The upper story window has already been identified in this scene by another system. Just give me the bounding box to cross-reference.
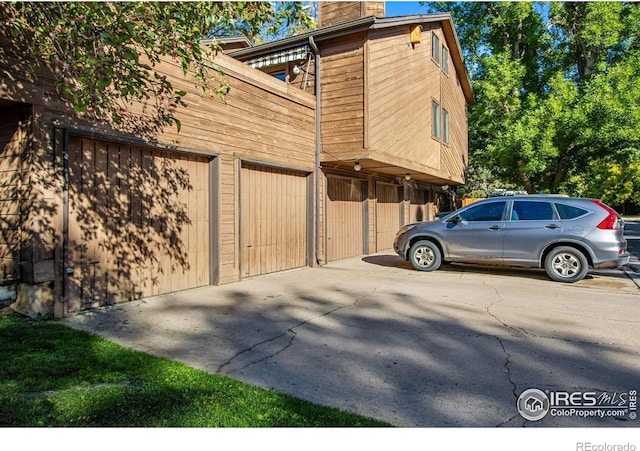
[432,32,440,64]
[442,46,449,74]
[442,109,450,144]
[432,101,450,145]
[432,101,441,138]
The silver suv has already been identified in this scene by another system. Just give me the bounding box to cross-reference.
[393,196,630,282]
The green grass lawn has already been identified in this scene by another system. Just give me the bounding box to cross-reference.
[0,313,390,427]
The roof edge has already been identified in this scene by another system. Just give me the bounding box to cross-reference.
[228,12,474,104]
[229,16,376,58]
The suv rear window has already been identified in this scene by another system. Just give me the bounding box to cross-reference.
[554,203,589,219]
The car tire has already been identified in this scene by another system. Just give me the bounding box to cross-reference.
[544,246,589,282]
[409,240,442,272]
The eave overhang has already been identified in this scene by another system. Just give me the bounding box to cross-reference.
[321,153,465,186]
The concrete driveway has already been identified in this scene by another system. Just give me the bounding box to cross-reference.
[63,228,640,427]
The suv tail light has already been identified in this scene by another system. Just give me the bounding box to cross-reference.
[591,200,622,230]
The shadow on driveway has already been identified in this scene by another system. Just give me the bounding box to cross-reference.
[64,254,640,427]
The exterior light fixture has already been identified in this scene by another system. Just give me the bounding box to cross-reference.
[292,65,301,75]
[354,162,362,171]
[405,173,411,181]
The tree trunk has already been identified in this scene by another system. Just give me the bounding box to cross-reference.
[517,161,534,193]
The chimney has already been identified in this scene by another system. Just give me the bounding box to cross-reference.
[318,1,385,28]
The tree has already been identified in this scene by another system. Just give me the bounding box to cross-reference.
[423,2,640,200]
[581,155,640,210]
[0,2,315,130]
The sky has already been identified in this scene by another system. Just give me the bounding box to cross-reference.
[385,1,430,17]
[384,1,551,21]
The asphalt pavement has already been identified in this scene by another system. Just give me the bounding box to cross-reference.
[62,227,640,427]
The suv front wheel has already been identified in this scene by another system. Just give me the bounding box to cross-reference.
[409,240,442,272]
[544,246,589,282]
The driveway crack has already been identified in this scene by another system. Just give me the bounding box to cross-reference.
[483,281,525,425]
[216,295,364,374]
[483,282,529,338]
[495,335,518,399]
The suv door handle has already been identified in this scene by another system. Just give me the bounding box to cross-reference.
[545,224,561,229]
[488,225,502,230]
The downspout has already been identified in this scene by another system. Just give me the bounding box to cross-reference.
[309,36,324,265]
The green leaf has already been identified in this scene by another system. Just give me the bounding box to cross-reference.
[96,77,111,90]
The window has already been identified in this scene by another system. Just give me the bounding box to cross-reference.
[442,109,449,144]
[432,33,440,64]
[442,46,449,74]
[270,71,287,82]
[432,102,449,143]
[555,203,589,220]
[511,201,555,221]
[432,101,441,138]
[459,202,506,222]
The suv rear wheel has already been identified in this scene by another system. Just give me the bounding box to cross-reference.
[409,240,442,272]
[544,246,588,282]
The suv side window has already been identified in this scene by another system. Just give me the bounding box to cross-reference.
[459,202,506,222]
[511,201,555,221]
[555,203,589,219]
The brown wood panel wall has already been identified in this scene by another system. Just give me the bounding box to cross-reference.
[0,49,316,177]
[410,189,429,223]
[376,182,402,251]
[440,54,469,183]
[0,106,26,282]
[326,177,367,261]
[318,1,385,27]
[319,2,363,27]
[367,26,443,170]
[364,2,386,18]
[320,35,366,152]
[66,136,210,311]
[241,163,308,277]
[367,25,468,184]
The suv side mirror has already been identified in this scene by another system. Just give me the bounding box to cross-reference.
[448,215,462,224]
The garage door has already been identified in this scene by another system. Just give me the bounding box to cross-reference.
[66,136,211,312]
[376,182,402,251]
[326,176,367,261]
[410,188,429,222]
[241,163,308,277]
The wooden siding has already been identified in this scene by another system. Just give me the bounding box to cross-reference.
[241,163,308,277]
[410,188,428,223]
[0,105,26,282]
[367,177,377,252]
[319,1,385,28]
[376,182,402,251]
[0,49,316,174]
[66,136,210,311]
[320,34,366,153]
[366,25,467,184]
[364,2,386,18]
[1,38,317,316]
[326,176,367,261]
[440,49,469,183]
[368,26,439,169]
